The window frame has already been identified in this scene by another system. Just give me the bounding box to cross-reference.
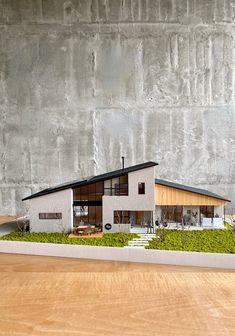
[138,182,145,195]
[114,210,130,224]
[161,206,183,223]
[39,213,62,220]
[200,206,214,218]
[103,175,128,196]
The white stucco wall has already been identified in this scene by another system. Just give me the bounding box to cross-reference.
[103,167,155,232]
[29,189,73,233]
[214,205,224,218]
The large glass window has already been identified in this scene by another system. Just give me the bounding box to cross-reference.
[74,205,88,225]
[88,183,96,200]
[161,206,183,223]
[119,175,128,195]
[95,182,103,200]
[96,206,102,224]
[104,180,111,195]
[80,185,89,201]
[88,206,96,224]
[114,211,130,224]
[200,206,214,218]
[73,177,128,200]
[104,175,128,196]
[73,205,102,227]
[74,182,104,201]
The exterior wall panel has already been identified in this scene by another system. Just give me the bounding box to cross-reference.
[29,189,73,233]
[155,184,226,206]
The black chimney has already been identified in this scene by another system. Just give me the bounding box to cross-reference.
[121,156,125,170]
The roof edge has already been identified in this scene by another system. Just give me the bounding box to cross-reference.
[22,161,158,201]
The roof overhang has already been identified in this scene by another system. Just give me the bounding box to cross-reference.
[22,161,158,201]
[155,179,231,202]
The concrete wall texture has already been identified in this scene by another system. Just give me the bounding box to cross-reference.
[0,0,235,215]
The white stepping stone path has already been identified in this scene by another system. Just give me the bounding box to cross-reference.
[124,234,159,249]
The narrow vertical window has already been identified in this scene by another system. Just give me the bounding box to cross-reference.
[138,182,145,194]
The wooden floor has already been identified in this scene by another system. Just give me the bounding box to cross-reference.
[0,254,234,336]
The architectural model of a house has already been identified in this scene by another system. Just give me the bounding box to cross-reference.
[22,161,230,233]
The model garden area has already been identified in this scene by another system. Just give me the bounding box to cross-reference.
[1,224,235,253]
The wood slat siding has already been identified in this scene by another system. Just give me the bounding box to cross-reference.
[155,184,225,206]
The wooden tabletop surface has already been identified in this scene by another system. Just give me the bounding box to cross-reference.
[0,216,16,225]
[0,253,234,336]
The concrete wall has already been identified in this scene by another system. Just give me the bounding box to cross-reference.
[29,189,73,232]
[103,166,155,232]
[0,0,235,215]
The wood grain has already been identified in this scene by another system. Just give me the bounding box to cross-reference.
[155,184,225,206]
[0,253,234,336]
[0,216,16,225]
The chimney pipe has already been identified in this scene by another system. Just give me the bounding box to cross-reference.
[121,156,125,170]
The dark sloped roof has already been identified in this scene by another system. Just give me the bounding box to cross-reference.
[22,161,158,201]
[155,178,230,202]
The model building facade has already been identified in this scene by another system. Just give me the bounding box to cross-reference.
[22,162,229,233]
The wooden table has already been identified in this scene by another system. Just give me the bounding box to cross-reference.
[0,253,235,335]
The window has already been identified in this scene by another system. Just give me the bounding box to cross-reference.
[39,213,62,220]
[138,182,145,194]
[73,176,128,199]
[73,205,102,227]
[200,206,214,218]
[73,182,104,201]
[114,211,130,224]
[161,206,183,223]
[104,175,128,196]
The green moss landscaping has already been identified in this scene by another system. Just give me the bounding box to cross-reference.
[147,229,235,254]
[1,228,235,253]
[0,232,137,247]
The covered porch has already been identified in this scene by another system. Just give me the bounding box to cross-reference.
[155,180,227,231]
[155,205,225,229]
[128,210,154,233]
[108,210,154,233]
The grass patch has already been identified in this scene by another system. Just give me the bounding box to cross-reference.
[224,222,232,230]
[2,229,234,253]
[0,232,137,247]
[147,229,235,253]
